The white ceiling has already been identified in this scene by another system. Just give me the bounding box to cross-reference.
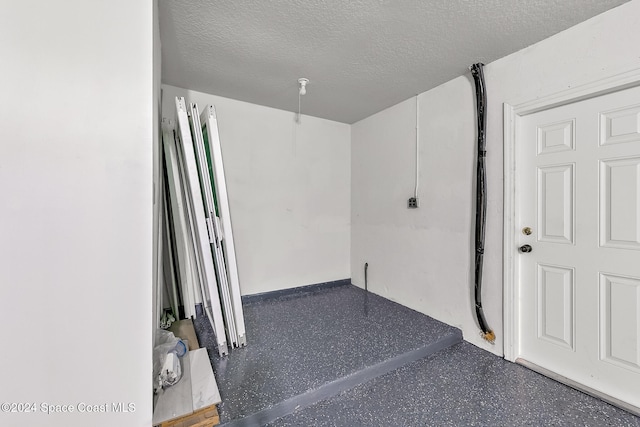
[159,0,628,124]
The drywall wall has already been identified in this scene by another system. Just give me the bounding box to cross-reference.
[153,0,163,333]
[162,85,351,295]
[351,0,640,355]
[0,1,153,426]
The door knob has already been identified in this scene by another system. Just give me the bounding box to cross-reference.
[519,244,532,253]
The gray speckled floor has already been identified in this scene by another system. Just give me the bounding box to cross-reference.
[194,285,640,426]
[193,284,460,423]
[268,342,640,427]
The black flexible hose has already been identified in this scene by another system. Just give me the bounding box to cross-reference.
[470,63,494,343]
[364,262,369,316]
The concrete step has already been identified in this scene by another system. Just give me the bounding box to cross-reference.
[193,283,462,426]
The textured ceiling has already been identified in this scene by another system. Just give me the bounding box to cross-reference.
[159,0,628,124]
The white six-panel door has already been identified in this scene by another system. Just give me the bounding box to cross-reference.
[516,85,640,410]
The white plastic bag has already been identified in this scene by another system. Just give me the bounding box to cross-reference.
[153,330,187,392]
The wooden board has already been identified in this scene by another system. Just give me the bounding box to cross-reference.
[169,319,200,350]
[159,404,219,427]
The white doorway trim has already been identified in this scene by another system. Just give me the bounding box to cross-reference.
[502,67,640,362]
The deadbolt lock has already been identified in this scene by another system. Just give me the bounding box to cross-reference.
[519,244,533,253]
[522,227,532,236]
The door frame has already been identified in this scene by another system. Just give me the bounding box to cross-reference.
[502,67,640,362]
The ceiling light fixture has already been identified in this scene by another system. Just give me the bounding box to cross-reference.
[297,78,309,124]
[298,78,309,95]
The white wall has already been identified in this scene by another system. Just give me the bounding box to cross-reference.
[161,85,351,295]
[0,1,153,426]
[153,0,163,333]
[351,0,640,355]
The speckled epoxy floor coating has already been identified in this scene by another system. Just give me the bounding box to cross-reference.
[193,284,461,423]
[268,342,640,427]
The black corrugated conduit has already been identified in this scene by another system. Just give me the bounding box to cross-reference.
[470,63,495,344]
[364,262,369,316]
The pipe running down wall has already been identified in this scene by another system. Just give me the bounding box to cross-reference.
[469,63,495,344]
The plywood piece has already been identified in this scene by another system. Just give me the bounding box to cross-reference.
[159,404,219,427]
[169,319,200,350]
[190,348,222,409]
[153,351,193,425]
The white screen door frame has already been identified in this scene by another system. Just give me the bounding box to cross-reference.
[201,105,247,347]
[175,97,229,356]
[503,67,640,410]
[188,102,239,348]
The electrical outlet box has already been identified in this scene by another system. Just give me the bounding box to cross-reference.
[408,197,419,209]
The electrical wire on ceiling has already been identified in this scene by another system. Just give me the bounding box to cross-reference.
[469,62,495,344]
[414,94,420,199]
